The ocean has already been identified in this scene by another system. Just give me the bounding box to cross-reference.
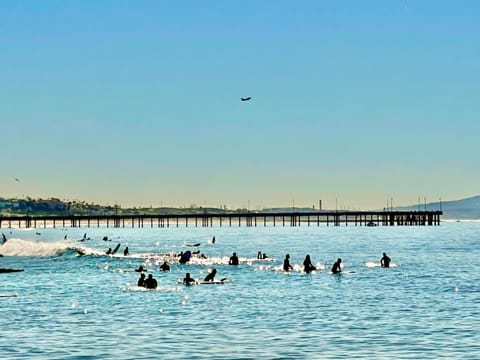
[1,222,479,359]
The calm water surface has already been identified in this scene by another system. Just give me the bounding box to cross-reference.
[1,222,479,359]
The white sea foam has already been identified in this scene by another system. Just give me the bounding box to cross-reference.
[0,238,69,257]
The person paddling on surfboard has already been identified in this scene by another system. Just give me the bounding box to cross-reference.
[283,254,293,272]
[331,258,342,274]
[135,265,145,272]
[229,252,239,266]
[183,272,196,285]
[380,252,391,268]
[303,255,316,274]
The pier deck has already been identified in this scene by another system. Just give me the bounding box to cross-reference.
[0,210,442,229]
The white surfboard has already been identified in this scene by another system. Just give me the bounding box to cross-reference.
[0,293,18,298]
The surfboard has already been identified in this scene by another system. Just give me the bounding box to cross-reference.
[0,268,24,273]
[330,270,356,275]
[113,268,149,273]
[0,293,18,298]
[111,243,121,255]
[177,280,227,285]
[198,280,226,285]
[365,262,397,268]
[126,286,182,292]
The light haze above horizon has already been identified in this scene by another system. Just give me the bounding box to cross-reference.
[1,1,479,210]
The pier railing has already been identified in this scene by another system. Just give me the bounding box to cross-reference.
[0,210,442,229]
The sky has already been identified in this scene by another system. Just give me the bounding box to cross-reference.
[1,0,479,210]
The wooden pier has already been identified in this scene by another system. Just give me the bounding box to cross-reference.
[0,210,442,229]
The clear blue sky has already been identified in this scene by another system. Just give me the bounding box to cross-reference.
[1,0,478,210]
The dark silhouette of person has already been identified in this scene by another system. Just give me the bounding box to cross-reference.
[137,273,146,287]
[135,265,145,272]
[212,236,216,244]
[160,261,170,271]
[331,258,342,274]
[258,251,269,259]
[2,233,7,244]
[106,248,112,255]
[204,269,217,282]
[145,274,158,289]
[381,252,391,268]
[229,252,239,265]
[123,246,129,256]
[179,250,192,264]
[303,255,317,274]
[283,254,293,272]
[103,236,108,241]
[183,272,196,285]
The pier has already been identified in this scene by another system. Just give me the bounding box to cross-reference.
[0,210,442,229]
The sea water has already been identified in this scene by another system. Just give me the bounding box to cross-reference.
[1,222,479,359]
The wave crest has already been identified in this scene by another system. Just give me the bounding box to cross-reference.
[0,238,70,257]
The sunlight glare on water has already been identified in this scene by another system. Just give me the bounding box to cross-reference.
[1,222,479,359]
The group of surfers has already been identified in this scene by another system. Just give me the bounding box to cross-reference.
[283,252,392,274]
[137,267,224,288]
[136,261,171,289]
[135,250,392,289]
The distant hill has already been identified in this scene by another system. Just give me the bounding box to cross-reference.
[394,195,480,220]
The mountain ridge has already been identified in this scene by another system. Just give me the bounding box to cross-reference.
[394,195,480,219]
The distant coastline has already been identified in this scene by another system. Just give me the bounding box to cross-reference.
[1,195,479,219]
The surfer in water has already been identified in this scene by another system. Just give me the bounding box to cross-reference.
[137,273,146,287]
[106,248,112,255]
[204,269,217,282]
[331,258,342,274]
[135,265,145,272]
[229,252,239,266]
[380,252,391,268]
[1,233,7,244]
[183,272,196,285]
[144,274,158,289]
[179,250,192,264]
[159,261,170,271]
[283,254,293,272]
[257,251,270,259]
[303,254,316,274]
[123,246,129,256]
